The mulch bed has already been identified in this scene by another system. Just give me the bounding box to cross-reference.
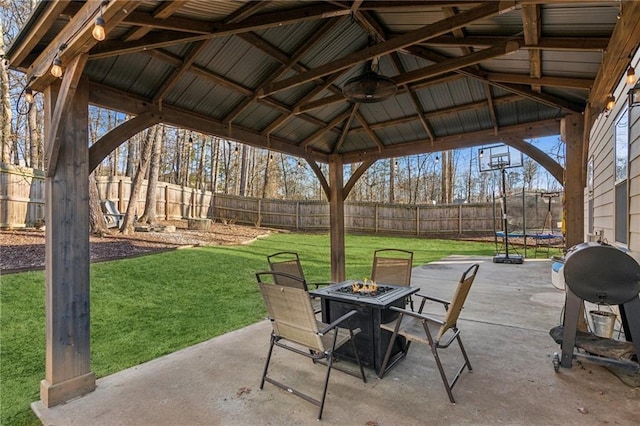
[0,220,270,274]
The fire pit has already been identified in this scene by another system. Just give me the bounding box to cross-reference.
[334,280,395,297]
[310,281,418,370]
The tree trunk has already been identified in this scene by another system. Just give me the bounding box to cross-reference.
[121,126,157,234]
[1,22,13,164]
[89,172,108,234]
[139,124,163,225]
[28,101,41,169]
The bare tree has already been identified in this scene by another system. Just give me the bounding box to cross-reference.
[522,158,539,191]
[1,22,12,164]
[139,124,164,225]
[121,126,158,234]
[88,172,108,234]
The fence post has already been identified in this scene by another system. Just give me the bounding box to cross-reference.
[118,178,125,212]
[458,204,463,234]
[374,204,378,233]
[164,185,169,220]
[258,199,262,227]
[416,206,420,235]
[296,201,300,231]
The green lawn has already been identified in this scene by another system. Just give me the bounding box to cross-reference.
[0,232,496,425]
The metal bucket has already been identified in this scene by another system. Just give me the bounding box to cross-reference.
[590,310,616,338]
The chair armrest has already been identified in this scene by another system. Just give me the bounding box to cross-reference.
[413,293,451,313]
[388,306,446,326]
[308,281,335,289]
[318,310,359,335]
[414,293,450,306]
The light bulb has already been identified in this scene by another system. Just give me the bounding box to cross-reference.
[479,149,484,158]
[435,155,440,164]
[605,95,615,111]
[25,88,34,103]
[92,16,106,41]
[51,58,63,78]
[626,67,637,85]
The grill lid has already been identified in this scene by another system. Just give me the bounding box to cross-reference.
[563,242,640,304]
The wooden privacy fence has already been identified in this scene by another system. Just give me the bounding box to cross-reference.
[0,164,45,228]
[2,168,562,236]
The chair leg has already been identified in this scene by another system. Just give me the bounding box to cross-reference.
[377,329,411,378]
[431,343,456,404]
[317,353,333,420]
[456,334,473,372]
[260,333,276,390]
[348,330,367,383]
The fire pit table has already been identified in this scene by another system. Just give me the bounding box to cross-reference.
[310,281,418,371]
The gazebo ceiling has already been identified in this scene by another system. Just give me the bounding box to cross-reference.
[7,0,640,164]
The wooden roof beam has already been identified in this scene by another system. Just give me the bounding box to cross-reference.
[224,18,342,124]
[486,72,592,90]
[26,0,143,91]
[87,82,329,163]
[300,109,353,148]
[259,1,516,96]
[416,36,608,51]
[123,0,188,42]
[333,104,359,154]
[340,118,561,164]
[397,40,521,86]
[406,44,583,113]
[522,4,542,92]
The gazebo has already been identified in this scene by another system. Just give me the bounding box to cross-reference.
[6,0,640,408]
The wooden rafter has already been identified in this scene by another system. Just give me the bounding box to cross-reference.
[416,36,608,51]
[300,109,352,148]
[390,53,435,142]
[259,1,516,96]
[522,4,542,92]
[355,111,384,151]
[224,18,341,124]
[87,82,330,163]
[153,40,209,103]
[123,0,187,42]
[333,104,359,154]
[90,3,351,59]
[486,73,592,90]
[341,118,561,164]
[27,1,143,91]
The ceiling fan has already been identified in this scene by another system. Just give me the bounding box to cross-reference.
[342,58,397,103]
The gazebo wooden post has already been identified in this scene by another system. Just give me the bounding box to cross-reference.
[41,77,95,407]
[328,155,346,282]
[562,113,585,248]
[562,113,587,332]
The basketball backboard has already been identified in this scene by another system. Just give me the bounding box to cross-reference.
[479,144,523,172]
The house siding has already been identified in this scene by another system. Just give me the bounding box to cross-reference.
[588,50,639,261]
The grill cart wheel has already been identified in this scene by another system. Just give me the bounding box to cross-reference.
[553,353,560,372]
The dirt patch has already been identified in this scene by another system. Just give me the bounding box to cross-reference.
[0,220,271,274]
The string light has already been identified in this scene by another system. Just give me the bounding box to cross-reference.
[435,155,440,164]
[25,88,34,103]
[92,15,106,41]
[297,160,302,168]
[605,94,615,111]
[626,66,637,85]
[50,57,63,78]
[92,1,108,41]
[479,149,484,158]
[233,146,239,155]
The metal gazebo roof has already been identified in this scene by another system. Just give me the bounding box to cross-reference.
[8,1,639,169]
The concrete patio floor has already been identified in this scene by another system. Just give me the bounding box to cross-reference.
[32,256,639,425]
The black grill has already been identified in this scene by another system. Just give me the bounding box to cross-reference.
[559,242,640,370]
